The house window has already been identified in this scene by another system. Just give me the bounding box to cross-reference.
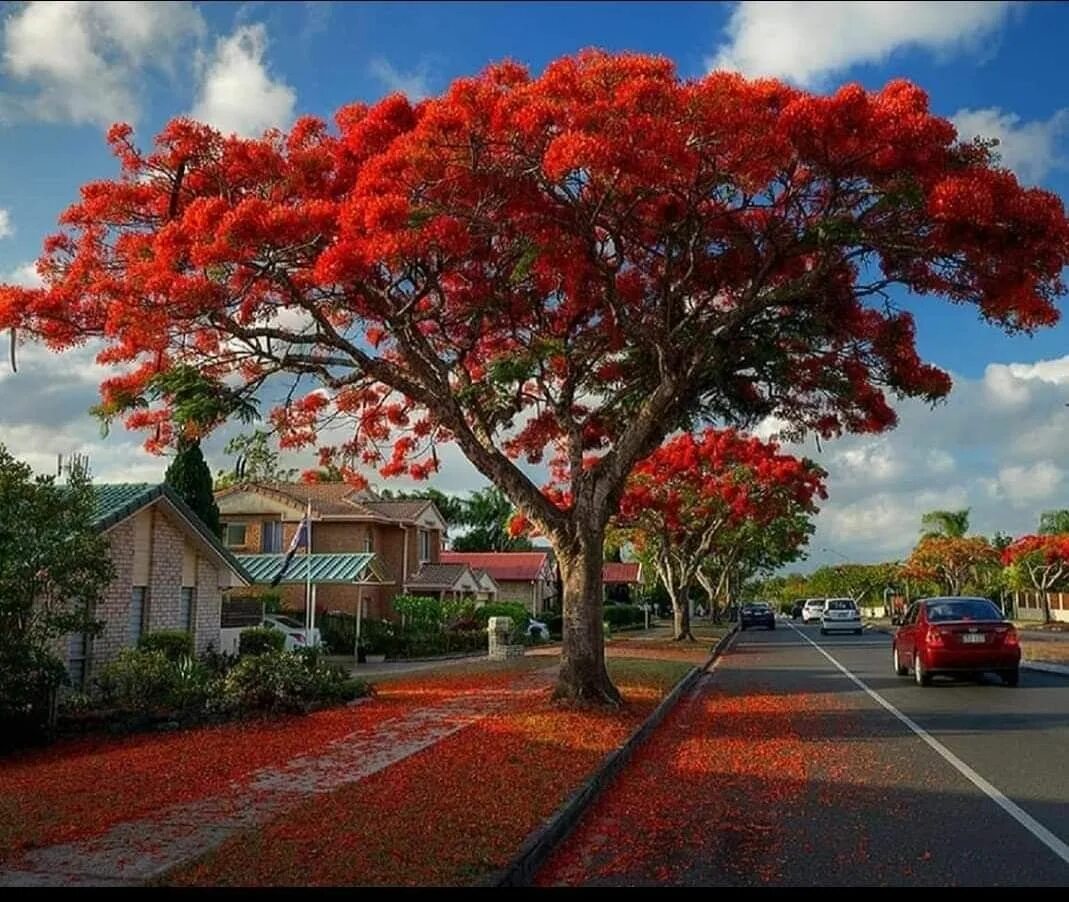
[224,523,247,548]
[129,586,148,645]
[419,529,431,563]
[68,632,88,690]
[364,532,373,553]
[261,520,283,553]
[180,587,195,633]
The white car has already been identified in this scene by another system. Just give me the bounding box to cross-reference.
[262,614,322,651]
[527,619,550,640]
[801,599,826,624]
[820,598,863,636]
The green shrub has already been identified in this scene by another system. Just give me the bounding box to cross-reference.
[393,595,443,632]
[474,602,531,642]
[0,644,67,745]
[239,626,286,656]
[95,648,178,713]
[139,629,194,662]
[604,604,645,628]
[384,629,487,660]
[220,651,370,713]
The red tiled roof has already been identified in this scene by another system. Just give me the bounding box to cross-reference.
[440,551,551,582]
[603,562,642,584]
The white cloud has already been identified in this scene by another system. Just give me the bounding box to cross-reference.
[3,261,42,287]
[0,209,12,239]
[369,57,432,101]
[191,24,296,137]
[995,461,1064,508]
[951,107,1069,184]
[1,1,205,125]
[710,1,1015,88]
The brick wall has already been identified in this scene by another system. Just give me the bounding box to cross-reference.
[147,511,183,633]
[90,517,137,670]
[194,554,223,654]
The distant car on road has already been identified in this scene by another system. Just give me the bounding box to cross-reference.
[820,598,863,636]
[262,614,322,651]
[526,618,550,641]
[892,597,1021,687]
[741,602,776,631]
[801,598,825,624]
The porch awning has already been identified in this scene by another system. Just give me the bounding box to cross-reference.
[237,552,385,585]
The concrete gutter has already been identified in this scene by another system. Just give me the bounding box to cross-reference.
[481,625,740,887]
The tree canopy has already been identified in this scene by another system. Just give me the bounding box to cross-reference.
[4,52,1068,703]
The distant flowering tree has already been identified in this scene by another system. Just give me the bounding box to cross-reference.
[4,52,1069,703]
[1002,534,1069,623]
[607,428,825,640]
[903,536,1000,597]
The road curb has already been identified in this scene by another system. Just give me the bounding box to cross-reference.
[480,625,740,888]
[1022,660,1069,677]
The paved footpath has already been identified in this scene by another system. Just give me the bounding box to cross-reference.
[0,667,556,887]
[538,624,1069,886]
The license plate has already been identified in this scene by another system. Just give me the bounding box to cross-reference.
[962,634,986,644]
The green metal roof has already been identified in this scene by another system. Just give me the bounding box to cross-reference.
[237,552,378,585]
[91,483,251,583]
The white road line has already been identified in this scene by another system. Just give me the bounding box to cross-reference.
[787,621,1069,869]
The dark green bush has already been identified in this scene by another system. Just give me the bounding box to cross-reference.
[139,629,194,662]
[603,604,645,628]
[384,629,487,660]
[95,648,180,713]
[0,644,66,747]
[239,626,286,656]
[220,651,370,713]
[543,613,563,636]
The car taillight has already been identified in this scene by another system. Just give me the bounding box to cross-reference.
[925,628,945,647]
[1004,627,1019,647]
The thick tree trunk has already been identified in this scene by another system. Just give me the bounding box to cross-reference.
[671,592,695,642]
[553,532,621,706]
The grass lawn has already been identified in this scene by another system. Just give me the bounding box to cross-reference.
[160,656,694,887]
[0,657,551,868]
[1022,641,1069,666]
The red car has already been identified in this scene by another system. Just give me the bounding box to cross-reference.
[892,597,1020,687]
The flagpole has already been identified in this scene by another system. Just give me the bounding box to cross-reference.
[305,499,314,646]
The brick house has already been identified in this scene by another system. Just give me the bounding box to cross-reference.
[603,561,643,603]
[65,484,251,689]
[439,551,559,615]
[404,563,499,603]
[215,482,449,620]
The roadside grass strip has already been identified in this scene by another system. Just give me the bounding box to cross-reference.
[160,658,692,886]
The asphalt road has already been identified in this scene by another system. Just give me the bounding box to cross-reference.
[539,618,1069,887]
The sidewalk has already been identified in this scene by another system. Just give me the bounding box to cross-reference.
[0,666,556,887]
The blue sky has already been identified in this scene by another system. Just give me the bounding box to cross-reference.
[2,1,1069,568]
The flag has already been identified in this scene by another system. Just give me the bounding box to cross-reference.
[270,515,309,587]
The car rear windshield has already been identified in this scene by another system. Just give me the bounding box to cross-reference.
[925,600,1002,622]
[826,600,856,611]
[805,601,824,607]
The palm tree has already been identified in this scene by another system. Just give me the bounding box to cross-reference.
[1038,509,1069,535]
[451,486,534,552]
[920,509,970,540]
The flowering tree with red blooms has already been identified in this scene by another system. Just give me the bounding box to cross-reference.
[903,536,1000,597]
[3,51,1069,704]
[613,429,825,641]
[1002,535,1069,623]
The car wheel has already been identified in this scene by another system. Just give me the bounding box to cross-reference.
[819,628,827,636]
[769,623,775,630]
[893,645,907,676]
[854,628,863,636]
[914,652,932,686]
[1000,668,1020,687]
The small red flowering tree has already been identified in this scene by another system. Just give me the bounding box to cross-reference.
[3,52,1069,704]
[1002,534,1069,623]
[903,536,1000,597]
[614,429,825,640]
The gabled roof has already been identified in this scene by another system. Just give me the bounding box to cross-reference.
[603,562,642,585]
[361,499,431,520]
[471,568,499,593]
[406,562,476,590]
[215,482,445,527]
[92,483,250,584]
[237,552,380,585]
[440,551,553,582]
